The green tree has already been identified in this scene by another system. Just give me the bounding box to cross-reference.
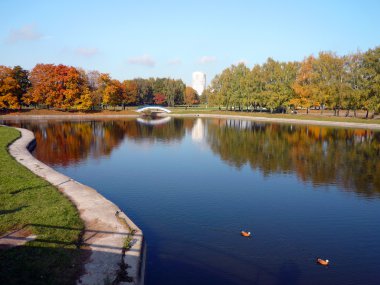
[12,65,31,108]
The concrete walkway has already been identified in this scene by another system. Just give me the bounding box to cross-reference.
[8,127,145,285]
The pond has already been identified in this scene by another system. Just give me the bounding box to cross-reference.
[3,117,380,285]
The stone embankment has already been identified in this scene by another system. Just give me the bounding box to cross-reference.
[8,127,145,285]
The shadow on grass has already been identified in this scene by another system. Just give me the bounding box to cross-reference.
[10,184,51,195]
[0,206,28,215]
[0,223,144,285]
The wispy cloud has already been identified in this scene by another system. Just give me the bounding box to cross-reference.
[128,54,156,67]
[75,47,99,57]
[199,56,217,64]
[168,58,182,65]
[6,24,43,43]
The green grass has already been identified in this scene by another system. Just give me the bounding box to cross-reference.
[0,126,84,285]
[169,108,380,125]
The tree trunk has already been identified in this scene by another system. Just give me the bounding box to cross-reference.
[354,109,357,117]
[337,107,340,117]
[345,109,349,117]
[306,107,309,114]
[365,109,369,119]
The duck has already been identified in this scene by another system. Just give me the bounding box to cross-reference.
[241,231,251,237]
[316,258,329,266]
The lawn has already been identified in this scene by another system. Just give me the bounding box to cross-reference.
[0,126,84,285]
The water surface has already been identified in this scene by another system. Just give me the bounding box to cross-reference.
[3,117,380,285]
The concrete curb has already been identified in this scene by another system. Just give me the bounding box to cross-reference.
[6,126,145,285]
[166,113,380,130]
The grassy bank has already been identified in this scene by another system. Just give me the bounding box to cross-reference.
[0,126,84,284]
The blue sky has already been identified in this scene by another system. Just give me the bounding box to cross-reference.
[1,0,379,85]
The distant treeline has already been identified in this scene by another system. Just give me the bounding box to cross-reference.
[205,46,380,117]
[0,64,200,110]
[1,46,379,115]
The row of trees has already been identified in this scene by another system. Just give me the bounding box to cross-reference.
[0,64,200,110]
[205,46,380,117]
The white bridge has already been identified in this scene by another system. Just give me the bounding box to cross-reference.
[136,106,172,113]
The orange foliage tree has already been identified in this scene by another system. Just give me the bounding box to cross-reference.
[123,80,139,107]
[0,66,21,109]
[25,64,92,110]
[184,86,200,105]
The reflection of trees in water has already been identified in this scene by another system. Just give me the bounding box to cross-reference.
[5,118,379,197]
[124,118,190,143]
[205,119,380,197]
[8,118,194,166]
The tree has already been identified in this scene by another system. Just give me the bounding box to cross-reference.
[362,46,380,118]
[102,78,123,108]
[25,64,56,107]
[184,86,199,105]
[123,80,139,106]
[0,66,20,109]
[292,56,318,113]
[135,78,153,105]
[164,79,185,106]
[25,64,89,110]
[153,93,166,105]
[12,65,30,108]
[85,70,103,109]
[315,52,348,116]
[344,52,366,117]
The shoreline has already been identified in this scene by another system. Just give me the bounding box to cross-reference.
[166,113,380,130]
[2,112,379,130]
[7,127,145,285]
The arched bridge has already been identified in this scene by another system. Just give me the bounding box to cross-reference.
[136,106,172,113]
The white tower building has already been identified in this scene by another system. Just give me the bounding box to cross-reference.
[192,71,206,96]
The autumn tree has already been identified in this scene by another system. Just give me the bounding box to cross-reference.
[101,76,123,108]
[25,64,56,107]
[0,66,20,109]
[184,86,199,105]
[26,64,92,110]
[123,80,139,107]
[153,93,166,105]
[292,56,318,113]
